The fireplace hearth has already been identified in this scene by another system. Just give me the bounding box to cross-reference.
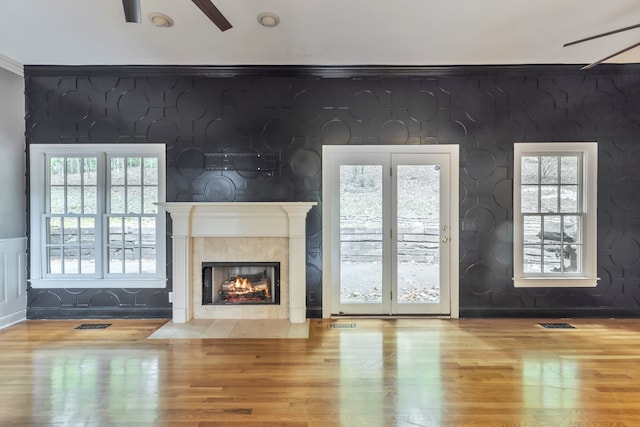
[202,262,280,305]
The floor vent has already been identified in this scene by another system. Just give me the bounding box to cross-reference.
[75,323,112,330]
[329,323,358,329]
[538,322,575,329]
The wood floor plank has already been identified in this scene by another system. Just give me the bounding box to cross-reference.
[2,318,640,425]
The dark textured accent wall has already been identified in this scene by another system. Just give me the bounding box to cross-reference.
[24,65,640,319]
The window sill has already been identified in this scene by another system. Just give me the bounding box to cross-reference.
[29,278,167,289]
[513,277,599,288]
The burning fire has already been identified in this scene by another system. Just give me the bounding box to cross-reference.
[233,276,252,292]
[225,276,271,299]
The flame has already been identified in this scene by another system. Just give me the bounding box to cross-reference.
[221,275,271,302]
[231,276,267,295]
[234,277,251,290]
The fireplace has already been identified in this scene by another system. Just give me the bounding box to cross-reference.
[203,262,280,305]
[160,202,316,323]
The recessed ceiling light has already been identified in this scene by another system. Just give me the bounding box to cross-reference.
[149,12,174,28]
[257,13,280,28]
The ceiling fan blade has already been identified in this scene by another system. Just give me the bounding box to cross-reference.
[581,40,640,70]
[564,23,640,47]
[191,0,232,32]
[122,0,141,23]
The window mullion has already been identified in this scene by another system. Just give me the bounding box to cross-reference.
[559,214,565,273]
[80,157,85,216]
[63,158,68,219]
[578,154,585,213]
[96,153,106,279]
[540,212,545,273]
[138,216,143,274]
[557,155,561,214]
[537,155,542,213]
[105,155,116,278]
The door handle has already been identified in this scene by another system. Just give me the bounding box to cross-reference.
[441,236,449,243]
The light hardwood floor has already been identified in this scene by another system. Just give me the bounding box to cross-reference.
[2,318,640,426]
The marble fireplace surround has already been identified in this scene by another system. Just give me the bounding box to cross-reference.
[161,202,316,324]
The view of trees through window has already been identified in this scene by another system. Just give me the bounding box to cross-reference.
[339,164,441,304]
[46,155,159,276]
[520,155,582,274]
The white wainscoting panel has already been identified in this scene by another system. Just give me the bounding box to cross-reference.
[0,237,27,329]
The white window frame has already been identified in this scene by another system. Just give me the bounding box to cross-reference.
[513,142,598,288]
[29,144,167,289]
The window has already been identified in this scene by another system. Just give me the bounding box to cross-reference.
[513,142,597,287]
[29,144,166,289]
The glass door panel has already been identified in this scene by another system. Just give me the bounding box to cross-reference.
[339,164,384,305]
[335,156,390,315]
[396,164,440,304]
[393,154,450,315]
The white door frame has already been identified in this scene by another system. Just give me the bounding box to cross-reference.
[321,145,459,318]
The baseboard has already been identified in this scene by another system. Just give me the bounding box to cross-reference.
[306,307,322,319]
[27,308,172,319]
[0,309,26,329]
[460,308,640,318]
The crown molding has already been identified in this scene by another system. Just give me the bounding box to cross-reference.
[23,63,639,78]
[0,53,23,76]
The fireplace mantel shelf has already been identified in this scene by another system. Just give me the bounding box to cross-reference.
[160,202,316,238]
[159,202,316,324]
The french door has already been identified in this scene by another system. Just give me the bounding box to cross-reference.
[323,145,459,316]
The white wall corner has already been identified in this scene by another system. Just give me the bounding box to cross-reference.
[0,53,23,76]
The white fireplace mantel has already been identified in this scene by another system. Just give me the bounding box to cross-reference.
[160,202,316,323]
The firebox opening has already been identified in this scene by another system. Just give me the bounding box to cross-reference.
[202,262,280,305]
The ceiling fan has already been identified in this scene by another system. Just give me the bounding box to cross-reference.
[122,0,232,31]
[564,23,640,70]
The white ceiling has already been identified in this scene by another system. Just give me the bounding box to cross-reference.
[1,0,640,68]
